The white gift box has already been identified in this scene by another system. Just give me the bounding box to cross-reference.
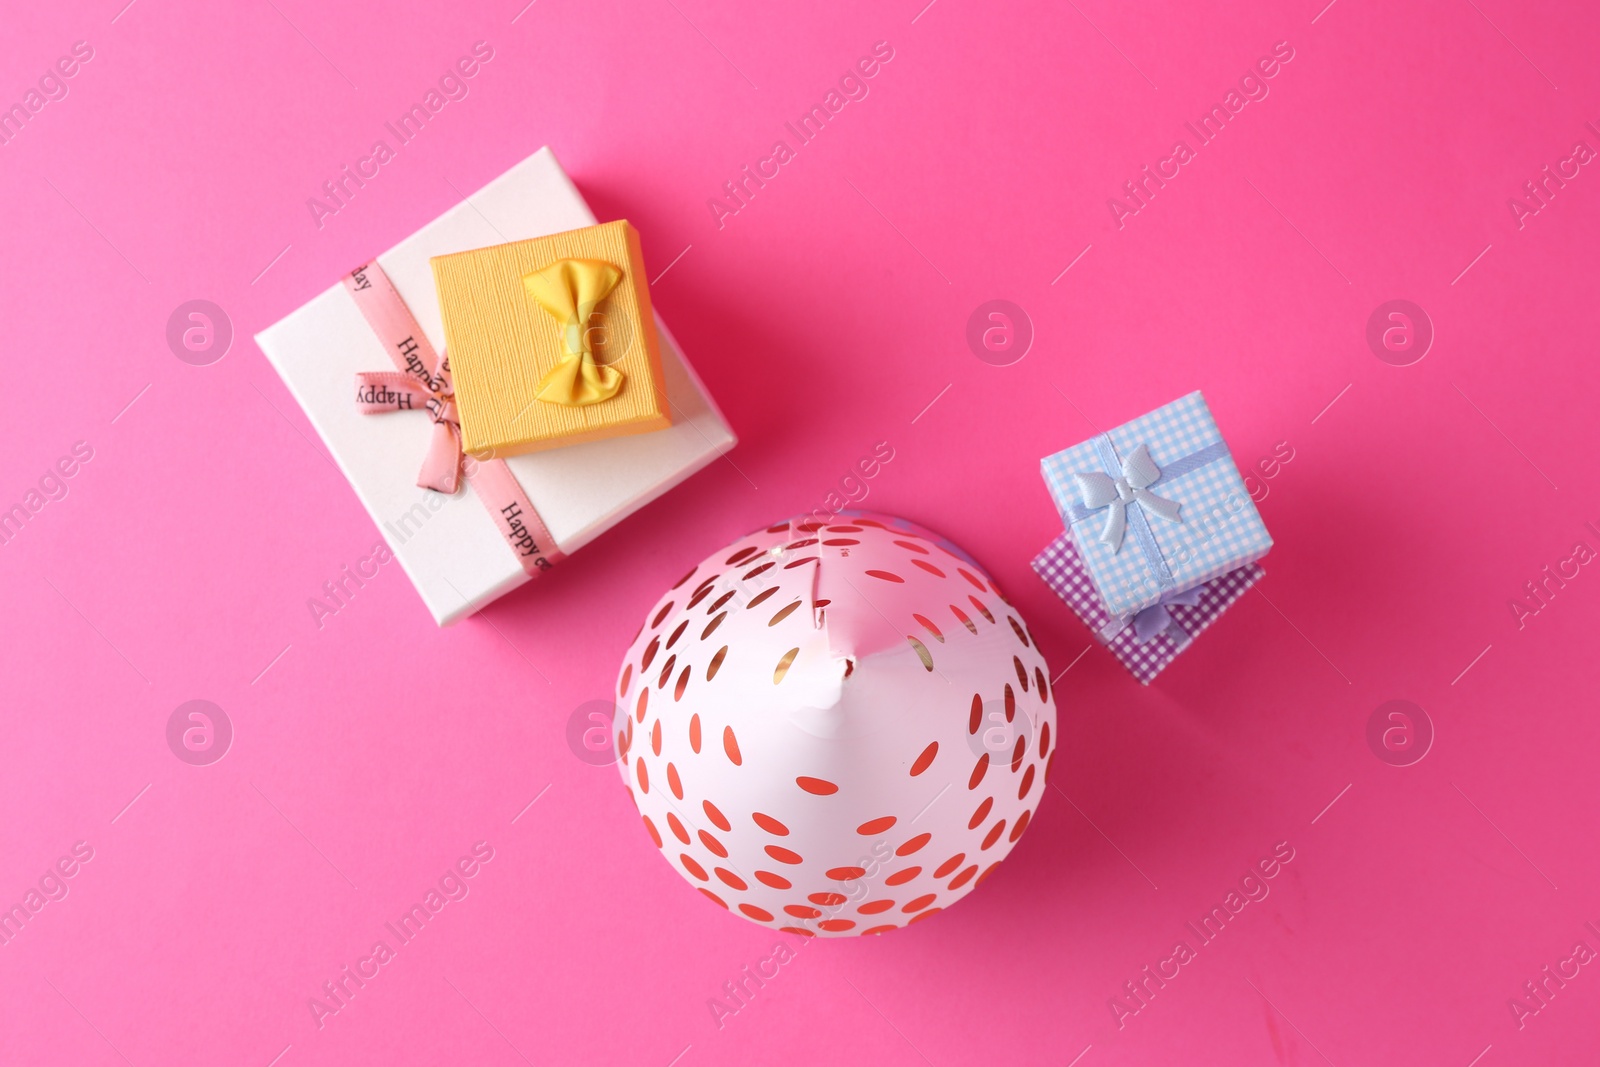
[255,148,736,625]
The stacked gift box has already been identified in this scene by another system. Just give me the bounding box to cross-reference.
[256,148,735,625]
[1032,392,1271,683]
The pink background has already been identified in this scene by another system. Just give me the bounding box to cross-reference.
[3,0,1598,1063]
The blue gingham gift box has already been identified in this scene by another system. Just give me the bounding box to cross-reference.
[1040,391,1271,618]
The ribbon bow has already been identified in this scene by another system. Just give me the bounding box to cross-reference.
[523,258,625,406]
[344,261,564,579]
[348,269,465,494]
[1102,585,1205,644]
[1073,443,1182,553]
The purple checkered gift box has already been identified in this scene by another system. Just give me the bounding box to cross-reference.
[1032,532,1263,684]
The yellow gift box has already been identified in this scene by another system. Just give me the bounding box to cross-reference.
[430,220,671,457]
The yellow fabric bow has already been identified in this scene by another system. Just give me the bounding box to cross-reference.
[522,258,626,406]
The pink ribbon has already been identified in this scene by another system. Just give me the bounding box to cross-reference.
[344,262,563,577]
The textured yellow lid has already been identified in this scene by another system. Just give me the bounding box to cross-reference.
[431,220,670,457]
